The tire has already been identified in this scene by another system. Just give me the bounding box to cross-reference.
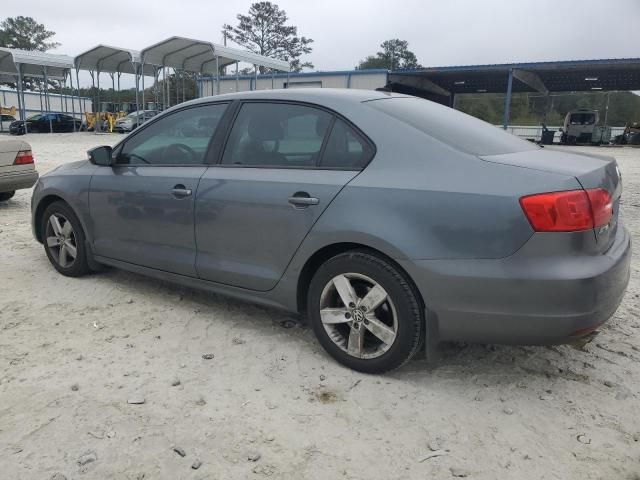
[307,250,424,373]
[41,201,90,277]
[0,191,15,201]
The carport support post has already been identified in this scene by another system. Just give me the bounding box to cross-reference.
[43,67,54,133]
[15,69,27,132]
[254,65,258,90]
[235,62,239,92]
[502,68,514,130]
[117,72,121,110]
[163,67,168,109]
[134,65,140,125]
[13,74,22,128]
[182,70,186,103]
[174,68,179,105]
[96,70,102,133]
[142,65,146,112]
[216,56,220,95]
[110,73,115,108]
[153,67,159,110]
[68,71,77,132]
[75,69,82,116]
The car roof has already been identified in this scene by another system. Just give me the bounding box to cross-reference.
[184,88,409,108]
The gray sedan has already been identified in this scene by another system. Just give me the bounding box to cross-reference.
[30,89,631,373]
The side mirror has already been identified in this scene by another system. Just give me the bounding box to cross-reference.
[88,145,113,166]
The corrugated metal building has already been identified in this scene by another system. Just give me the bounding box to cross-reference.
[0,88,92,120]
[199,69,388,97]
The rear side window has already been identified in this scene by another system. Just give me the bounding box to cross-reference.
[118,104,227,165]
[321,119,374,169]
[221,102,332,167]
[366,97,538,156]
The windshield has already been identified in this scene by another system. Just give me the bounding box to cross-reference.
[569,113,596,125]
[366,97,539,156]
[28,114,43,121]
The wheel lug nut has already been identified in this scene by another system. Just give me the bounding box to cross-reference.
[348,302,355,308]
[345,312,351,319]
[360,306,367,312]
[364,319,369,325]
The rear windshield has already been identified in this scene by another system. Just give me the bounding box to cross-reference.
[366,97,538,156]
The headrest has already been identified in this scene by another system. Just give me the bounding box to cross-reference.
[248,111,284,141]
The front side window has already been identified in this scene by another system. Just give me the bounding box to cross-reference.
[221,102,332,167]
[118,104,227,165]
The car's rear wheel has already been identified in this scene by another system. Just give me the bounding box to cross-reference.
[0,191,15,201]
[308,250,424,373]
[41,201,90,277]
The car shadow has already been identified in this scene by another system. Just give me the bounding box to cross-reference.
[88,265,623,390]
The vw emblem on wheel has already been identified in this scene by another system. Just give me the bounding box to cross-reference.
[352,308,365,323]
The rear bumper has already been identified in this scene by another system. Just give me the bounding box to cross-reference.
[400,225,632,345]
[0,170,39,193]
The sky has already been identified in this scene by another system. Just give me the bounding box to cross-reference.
[2,0,640,88]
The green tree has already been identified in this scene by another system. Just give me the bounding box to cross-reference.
[0,16,59,51]
[0,16,60,90]
[222,2,313,73]
[357,39,421,71]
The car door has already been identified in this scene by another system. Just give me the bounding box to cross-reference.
[58,114,74,132]
[195,101,375,291]
[89,103,228,276]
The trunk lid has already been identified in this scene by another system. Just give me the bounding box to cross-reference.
[0,139,32,174]
[480,147,622,251]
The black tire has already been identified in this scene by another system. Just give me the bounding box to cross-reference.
[41,201,90,277]
[307,250,424,373]
[0,191,15,201]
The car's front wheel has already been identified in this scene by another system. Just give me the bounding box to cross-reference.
[41,201,90,277]
[308,250,424,373]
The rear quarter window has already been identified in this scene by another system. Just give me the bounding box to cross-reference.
[366,97,539,156]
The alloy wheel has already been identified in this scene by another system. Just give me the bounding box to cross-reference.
[45,213,78,268]
[319,273,398,359]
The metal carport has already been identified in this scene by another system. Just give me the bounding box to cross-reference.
[388,58,640,129]
[140,36,290,108]
[0,47,75,133]
[74,45,158,130]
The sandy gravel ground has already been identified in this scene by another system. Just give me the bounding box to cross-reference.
[1,133,639,480]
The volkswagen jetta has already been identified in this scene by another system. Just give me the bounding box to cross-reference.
[31,89,631,373]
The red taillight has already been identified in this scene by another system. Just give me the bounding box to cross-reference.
[14,150,34,165]
[586,188,613,228]
[520,188,612,232]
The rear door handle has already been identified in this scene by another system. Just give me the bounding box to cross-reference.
[172,184,192,198]
[288,193,319,207]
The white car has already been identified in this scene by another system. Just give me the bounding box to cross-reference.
[1,114,16,133]
[0,139,38,201]
[114,110,159,133]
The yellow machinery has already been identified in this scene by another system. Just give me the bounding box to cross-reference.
[0,105,17,117]
[84,111,126,132]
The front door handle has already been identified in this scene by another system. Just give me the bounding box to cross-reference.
[288,192,319,208]
[172,184,192,198]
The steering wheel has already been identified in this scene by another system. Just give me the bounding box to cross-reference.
[163,143,197,163]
